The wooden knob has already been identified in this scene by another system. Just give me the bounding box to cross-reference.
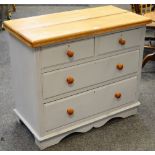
[119,38,126,45]
[67,50,74,57]
[67,107,74,115]
[66,76,74,84]
[115,92,122,99]
[116,64,124,70]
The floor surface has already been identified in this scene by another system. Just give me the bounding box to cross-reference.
[0,5,155,151]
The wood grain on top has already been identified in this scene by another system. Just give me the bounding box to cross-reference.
[4,5,152,48]
[144,12,155,28]
[144,12,155,21]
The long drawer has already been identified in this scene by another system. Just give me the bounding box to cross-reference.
[95,28,144,56]
[41,38,94,68]
[44,77,137,131]
[42,50,139,99]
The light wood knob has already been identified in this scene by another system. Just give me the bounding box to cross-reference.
[67,107,74,115]
[115,92,122,99]
[119,38,126,45]
[66,76,74,84]
[67,50,74,57]
[116,64,124,70]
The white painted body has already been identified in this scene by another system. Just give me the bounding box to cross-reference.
[7,26,146,149]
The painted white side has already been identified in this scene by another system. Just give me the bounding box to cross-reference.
[136,27,146,101]
[7,34,44,136]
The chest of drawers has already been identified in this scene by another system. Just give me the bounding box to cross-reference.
[4,6,151,149]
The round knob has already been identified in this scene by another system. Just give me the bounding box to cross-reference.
[119,38,126,45]
[116,64,124,70]
[115,92,122,99]
[66,76,74,84]
[67,107,74,115]
[67,50,74,58]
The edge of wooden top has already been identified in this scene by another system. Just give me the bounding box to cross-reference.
[4,19,151,48]
[144,11,155,21]
[4,6,152,48]
[33,20,152,47]
[4,25,33,47]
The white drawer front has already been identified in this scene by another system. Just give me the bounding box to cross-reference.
[95,28,144,55]
[41,38,94,68]
[45,77,137,131]
[43,50,139,99]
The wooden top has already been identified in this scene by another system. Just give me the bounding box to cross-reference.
[4,5,152,48]
[144,12,155,28]
[144,12,155,21]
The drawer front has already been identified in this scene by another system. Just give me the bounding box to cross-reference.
[43,50,139,99]
[95,28,144,56]
[41,38,94,68]
[45,77,137,131]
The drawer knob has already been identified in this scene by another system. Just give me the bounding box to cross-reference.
[66,76,74,84]
[67,50,74,57]
[115,92,122,99]
[116,64,124,70]
[119,38,126,45]
[67,107,74,115]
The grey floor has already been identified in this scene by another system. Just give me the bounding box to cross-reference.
[0,5,155,151]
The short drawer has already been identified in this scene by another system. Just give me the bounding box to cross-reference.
[42,50,139,99]
[41,38,94,68]
[44,77,137,131]
[95,28,144,56]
